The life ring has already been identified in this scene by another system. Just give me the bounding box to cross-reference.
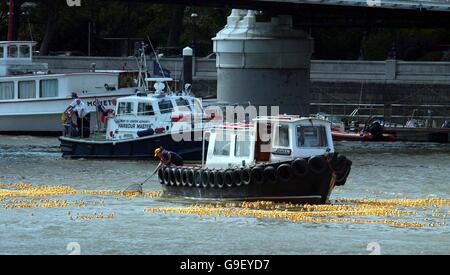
[250,166,265,185]
[175,168,183,187]
[308,156,327,174]
[224,170,234,188]
[163,167,171,186]
[215,170,225,188]
[263,166,277,184]
[292,158,309,178]
[233,170,243,187]
[187,169,195,187]
[158,168,165,185]
[181,169,189,187]
[276,164,294,183]
[240,168,252,186]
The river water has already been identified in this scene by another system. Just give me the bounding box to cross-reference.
[0,135,448,255]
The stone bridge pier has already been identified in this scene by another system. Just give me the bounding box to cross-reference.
[213,9,314,115]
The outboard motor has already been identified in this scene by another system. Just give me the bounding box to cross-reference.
[366,121,384,141]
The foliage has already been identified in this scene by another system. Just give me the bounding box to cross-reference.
[2,0,449,60]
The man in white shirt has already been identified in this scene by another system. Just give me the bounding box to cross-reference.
[69,98,88,118]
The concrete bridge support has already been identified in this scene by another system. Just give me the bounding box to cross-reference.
[213,9,314,115]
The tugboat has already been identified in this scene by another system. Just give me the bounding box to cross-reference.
[158,115,352,204]
[59,79,221,160]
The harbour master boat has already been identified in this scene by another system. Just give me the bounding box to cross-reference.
[59,78,221,160]
[0,41,139,135]
[157,115,352,204]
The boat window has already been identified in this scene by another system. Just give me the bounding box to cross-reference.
[19,45,30,58]
[158,99,173,114]
[8,45,18,58]
[273,124,290,148]
[138,102,155,116]
[39,79,58,98]
[175,98,192,111]
[18,81,36,99]
[297,126,329,148]
[0,46,4,59]
[213,135,231,156]
[193,98,203,113]
[117,102,134,115]
[0,82,14,100]
[235,132,251,157]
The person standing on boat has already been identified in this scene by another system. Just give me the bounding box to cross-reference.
[153,147,184,172]
[68,97,90,137]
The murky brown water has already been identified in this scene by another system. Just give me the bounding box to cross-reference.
[0,135,449,255]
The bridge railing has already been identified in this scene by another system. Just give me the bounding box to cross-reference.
[35,56,450,84]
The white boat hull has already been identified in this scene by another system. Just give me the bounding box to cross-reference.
[0,93,134,135]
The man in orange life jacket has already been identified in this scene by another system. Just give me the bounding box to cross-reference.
[153,147,184,173]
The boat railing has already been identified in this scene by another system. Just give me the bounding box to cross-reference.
[310,103,450,128]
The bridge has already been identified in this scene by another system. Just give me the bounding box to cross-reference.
[121,0,450,27]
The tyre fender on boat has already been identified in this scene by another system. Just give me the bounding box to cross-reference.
[233,170,243,187]
[308,156,327,174]
[175,168,183,186]
[158,168,165,185]
[240,168,252,186]
[186,169,195,187]
[263,166,277,184]
[292,158,309,178]
[208,170,216,188]
[335,159,352,186]
[169,168,177,186]
[251,166,265,185]
[194,169,202,187]
[276,164,294,183]
[224,170,234,188]
[163,167,171,186]
[215,170,225,188]
[335,155,348,172]
[181,169,189,187]
[201,169,211,188]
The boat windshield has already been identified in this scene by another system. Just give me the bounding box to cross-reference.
[175,98,192,111]
[235,132,251,157]
[117,102,134,115]
[138,102,154,116]
[297,126,328,148]
[273,124,290,148]
[158,99,174,114]
[213,133,231,156]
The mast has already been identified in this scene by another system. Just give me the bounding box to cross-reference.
[7,0,14,41]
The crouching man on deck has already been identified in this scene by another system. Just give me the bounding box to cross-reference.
[153,147,184,174]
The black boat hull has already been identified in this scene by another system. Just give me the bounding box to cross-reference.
[59,131,206,160]
[158,154,352,204]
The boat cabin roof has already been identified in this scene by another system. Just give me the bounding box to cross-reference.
[0,41,36,46]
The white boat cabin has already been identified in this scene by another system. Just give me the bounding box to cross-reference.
[205,115,334,169]
[105,80,220,140]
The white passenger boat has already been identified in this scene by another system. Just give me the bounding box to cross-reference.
[0,41,139,135]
